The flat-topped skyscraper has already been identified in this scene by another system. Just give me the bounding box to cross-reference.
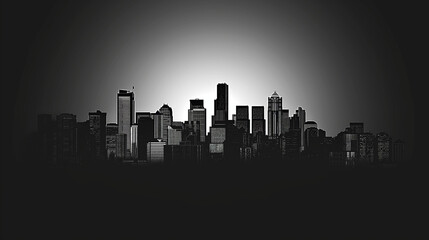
[188,99,206,142]
[159,104,173,142]
[252,106,265,135]
[117,89,134,152]
[268,91,282,138]
[213,83,229,124]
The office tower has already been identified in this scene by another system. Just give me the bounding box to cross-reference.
[117,89,134,152]
[188,99,207,142]
[115,133,127,159]
[37,114,56,165]
[136,112,151,123]
[56,113,77,165]
[376,132,391,163]
[268,91,282,138]
[137,116,154,161]
[349,122,364,134]
[152,111,163,139]
[77,120,90,165]
[147,140,166,164]
[130,124,138,159]
[89,110,106,161]
[393,140,404,163]
[213,83,229,123]
[281,109,290,134]
[106,123,118,160]
[296,107,306,151]
[252,106,265,135]
[159,104,173,142]
[236,106,250,133]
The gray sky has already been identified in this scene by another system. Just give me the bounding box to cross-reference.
[13,0,414,145]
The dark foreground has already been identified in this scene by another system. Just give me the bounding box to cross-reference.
[2,160,424,239]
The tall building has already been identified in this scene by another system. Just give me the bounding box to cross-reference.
[159,104,173,142]
[152,111,163,139]
[137,116,154,161]
[296,107,306,152]
[89,110,106,161]
[213,83,229,123]
[281,109,290,134]
[117,90,134,152]
[130,124,138,159]
[236,105,249,133]
[188,99,207,142]
[106,123,118,160]
[268,91,282,138]
[252,106,265,135]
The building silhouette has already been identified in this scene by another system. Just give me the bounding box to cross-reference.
[159,104,173,142]
[236,105,249,133]
[296,107,306,152]
[213,83,229,124]
[117,90,134,155]
[251,106,265,135]
[281,109,290,134]
[152,111,163,140]
[137,116,154,162]
[188,99,206,142]
[268,91,282,138]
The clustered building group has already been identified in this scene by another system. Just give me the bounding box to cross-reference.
[36,83,404,167]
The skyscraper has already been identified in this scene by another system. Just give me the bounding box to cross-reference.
[252,106,265,135]
[137,116,154,161]
[152,111,163,140]
[268,91,282,138]
[159,104,173,142]
[236,106,249,133]
[281,109,290,134]
[188,99,207,142]
[89,110,106,161]
[213,83,229,124]
[296,107,306,152]
[117,90,134,153]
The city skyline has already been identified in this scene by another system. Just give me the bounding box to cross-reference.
[34,82,406,167]
[9,1,415,153]
[3,1,423,237]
